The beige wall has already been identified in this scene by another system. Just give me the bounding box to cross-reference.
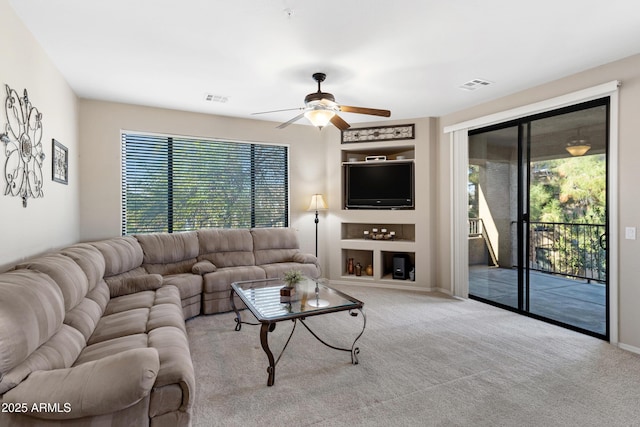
[78,100,327,259]
[0,0,80,270]
[437,53,640,350]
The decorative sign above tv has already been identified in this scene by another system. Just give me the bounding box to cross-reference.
[341,124,415,144]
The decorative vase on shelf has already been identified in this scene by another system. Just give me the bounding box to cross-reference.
[355,262,362,276]
[347,258,355,275]
[365,264,373,276]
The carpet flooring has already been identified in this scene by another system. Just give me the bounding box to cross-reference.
[186,285,640,426]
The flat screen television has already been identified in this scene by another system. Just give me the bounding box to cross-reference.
[344,161,414,209]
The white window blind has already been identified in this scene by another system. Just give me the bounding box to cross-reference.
[121,133,288,235]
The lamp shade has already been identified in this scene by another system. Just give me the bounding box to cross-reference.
[307,194,328,211]
[565,140,591,156]
[304,109,335,128]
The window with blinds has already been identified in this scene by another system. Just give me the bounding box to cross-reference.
[121,133,289,235]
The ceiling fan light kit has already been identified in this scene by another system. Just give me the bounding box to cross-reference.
[253,72,391,130]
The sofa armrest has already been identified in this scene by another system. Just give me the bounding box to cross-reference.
[2,348,159,420]
[292,252,318,264]
[109,274,163,298]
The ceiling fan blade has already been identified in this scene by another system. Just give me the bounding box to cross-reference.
[276,113,306,129]
[330,114,351,130]
[339,105,391,117]
[252,107,304,115]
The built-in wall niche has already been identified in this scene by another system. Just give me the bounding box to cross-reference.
[342,249,374,279]
[381,251,415,281]
[341,223,415,242]
[341,144,414,163]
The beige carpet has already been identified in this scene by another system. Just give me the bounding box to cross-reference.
[186,285,640,426]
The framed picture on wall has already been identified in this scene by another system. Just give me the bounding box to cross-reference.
[52,139,68,184]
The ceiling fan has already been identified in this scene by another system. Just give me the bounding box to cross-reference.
[252,72,391,130]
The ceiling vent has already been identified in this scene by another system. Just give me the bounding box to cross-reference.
[204,93,229,103]
[459,79,492,91]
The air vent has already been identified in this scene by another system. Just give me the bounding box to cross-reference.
[459,79,492,91]
[204,93,229,103]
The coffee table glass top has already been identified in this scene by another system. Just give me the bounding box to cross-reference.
[232,277,363,322]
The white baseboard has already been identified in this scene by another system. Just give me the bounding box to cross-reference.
[618,342,640,355]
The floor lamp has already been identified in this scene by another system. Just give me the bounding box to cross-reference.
[307,194,328,257]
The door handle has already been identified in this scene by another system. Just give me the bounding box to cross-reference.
[599,233,607,250]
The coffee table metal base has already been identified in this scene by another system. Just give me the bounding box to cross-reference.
[231,290,366,386]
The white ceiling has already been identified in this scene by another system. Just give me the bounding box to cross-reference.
[9,0,640,128]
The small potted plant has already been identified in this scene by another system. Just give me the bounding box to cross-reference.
[281,269,303,296]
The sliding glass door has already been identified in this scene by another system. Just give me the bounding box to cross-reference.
[468,99,609,339]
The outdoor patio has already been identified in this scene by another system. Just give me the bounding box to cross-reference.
[469,266,607,336]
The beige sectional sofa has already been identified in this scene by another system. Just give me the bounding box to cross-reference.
[0,227,320,426]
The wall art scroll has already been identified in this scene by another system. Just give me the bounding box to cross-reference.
[1,84,45,207]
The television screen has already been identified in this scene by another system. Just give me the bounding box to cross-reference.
[345,161,414,209]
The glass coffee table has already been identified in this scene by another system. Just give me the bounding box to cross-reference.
[230,277,365,386]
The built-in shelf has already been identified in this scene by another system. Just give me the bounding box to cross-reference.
[341,222,415,242]
[341,144,415,163]
[337,135,418,287]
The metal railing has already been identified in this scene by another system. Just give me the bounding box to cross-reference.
[529,221,606,283]
[469,218,606,283]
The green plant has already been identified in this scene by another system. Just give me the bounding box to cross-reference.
[283,269,304,287]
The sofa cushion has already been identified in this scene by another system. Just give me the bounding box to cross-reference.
[0,324,85,395]
[88,308,150,345]
[91,236,144,277]
[60,243,106,291]
[136,231,199,275]
[136,231,199,264]
[251,227,302,265]
[162,274,203,300]
[103,291,157,316]
[202,266,266,293]
[3,348,159,420]
[197,228,255,267]
[75,334,149,366]
[16,253,90,312]
[0,270,65,383]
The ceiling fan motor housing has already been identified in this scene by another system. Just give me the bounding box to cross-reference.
[305,91,335,105]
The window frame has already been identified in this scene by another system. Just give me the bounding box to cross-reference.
[120,130,290,235]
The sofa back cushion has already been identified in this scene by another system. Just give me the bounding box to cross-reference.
[16,253,90,313]
[197,228,255,267]
[0,270,65,387]
[60,243,106,292]
[91,236,144,277]
[135,231,199,275]
[251,228,301,266]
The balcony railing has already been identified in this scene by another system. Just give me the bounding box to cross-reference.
[469,218,606,283]
[529,221,606,283]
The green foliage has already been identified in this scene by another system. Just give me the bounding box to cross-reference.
[530,154,606,224]
[529,154,606,280]
[283,269,304,286]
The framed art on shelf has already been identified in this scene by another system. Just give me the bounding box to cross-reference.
[52,139,68,184]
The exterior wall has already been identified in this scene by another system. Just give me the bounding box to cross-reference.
[0,0,80,270]
[78,100,327,264]
[437,53,640,349]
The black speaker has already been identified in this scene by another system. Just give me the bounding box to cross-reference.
[392,254,411,280]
